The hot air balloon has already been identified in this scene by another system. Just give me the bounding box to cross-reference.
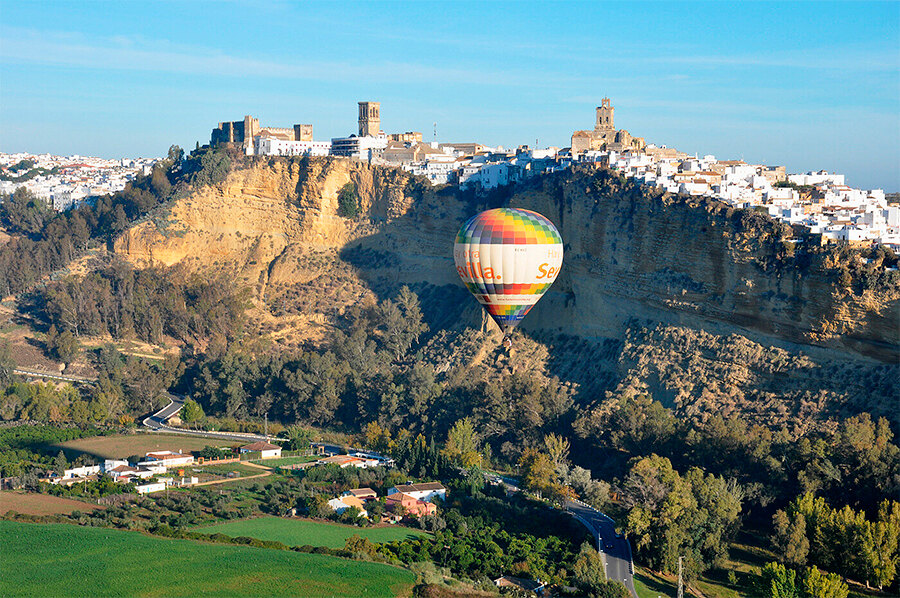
[454,208,563,338]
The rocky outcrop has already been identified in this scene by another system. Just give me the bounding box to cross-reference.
[114,158,899,426]
[511,169,899,362]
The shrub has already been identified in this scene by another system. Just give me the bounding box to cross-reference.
[337,183,359,218]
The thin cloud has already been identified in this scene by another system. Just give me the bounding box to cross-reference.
[0,26,578,89]
[656,52,898,72]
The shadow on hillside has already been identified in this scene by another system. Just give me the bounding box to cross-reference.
[332,167,899,430]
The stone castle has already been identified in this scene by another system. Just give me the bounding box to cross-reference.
[211,102,421,153]
[211,116,314,153]
[571,98,646,154]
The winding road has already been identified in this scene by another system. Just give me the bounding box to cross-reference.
[566,498,637,598]
[487,473,637,598]
[142,394,282,443]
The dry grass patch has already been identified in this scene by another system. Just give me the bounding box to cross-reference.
[55,433,235,460]
[0,491,100,516]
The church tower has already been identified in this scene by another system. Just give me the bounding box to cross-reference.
[595,98,614,132]
[358,101,381,137]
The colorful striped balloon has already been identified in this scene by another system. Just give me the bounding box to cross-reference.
[454,208,564,336]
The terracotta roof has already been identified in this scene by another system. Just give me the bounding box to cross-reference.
[241,441,280,451]
[146,451,183,458]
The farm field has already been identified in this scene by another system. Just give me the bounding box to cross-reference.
[0,492,100,516]
[252,455,319,467]
[194,516,430,548]
[0,521,415,597]
[54,433,235,460]
[191,462,266,477]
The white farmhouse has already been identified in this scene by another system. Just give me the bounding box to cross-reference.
[240,441,282,459]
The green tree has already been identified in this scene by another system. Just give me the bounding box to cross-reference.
[759,562,799,598]
[518,447,559,499]
[167,144,184,165]
[377,286,428,361]
[0,339,15,387]
[621,455,742,574]
[871,500,900,589]
[53,328,80,362]
[337,182,359,218]
[572,541,607,592]
[773,509,810,566]
[591,582,631,598]
[444,417,481,467]
[53,450,68,476]
[1,187,52,235]
[181,399,205,426]
[800,567,848,598]
[284,424,314,451]
[544,432,571,472]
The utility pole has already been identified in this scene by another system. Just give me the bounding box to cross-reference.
[264,413,268,439]
[677,556,683,598]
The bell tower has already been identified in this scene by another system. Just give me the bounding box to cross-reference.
[595,98,614,132]
[358,101,381,137]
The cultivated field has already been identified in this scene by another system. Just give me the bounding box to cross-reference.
[54,433,235,460]
[252,455,319,467]
[0,521,415,597]
[194,516,430,548]
[0,492,100,516]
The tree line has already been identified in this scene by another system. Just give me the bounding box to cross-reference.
[34,259,248,351]
[0,144,238,299]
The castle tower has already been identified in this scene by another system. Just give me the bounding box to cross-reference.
[294,124,313,142]
[358,101,381,137]
[595,98,614,131]
[243,115,259,155]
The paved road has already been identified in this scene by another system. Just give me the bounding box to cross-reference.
[142,394,282,443]
[566,499,637,598]
[484,472,636,598]
[13,368,96,385]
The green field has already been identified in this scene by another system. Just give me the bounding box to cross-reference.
[252,455,319,467]
[634,567,676,598]
[191,462,265,477]
[194,516,430,548]
[0,521,415,597]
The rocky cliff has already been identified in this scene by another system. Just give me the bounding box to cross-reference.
[114,158,899,429]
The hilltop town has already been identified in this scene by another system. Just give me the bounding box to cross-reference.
[210,99,900,252]
[3,99,897,251]
[0,153,159,211]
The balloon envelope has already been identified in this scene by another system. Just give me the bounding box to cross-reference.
[454,208,563,335]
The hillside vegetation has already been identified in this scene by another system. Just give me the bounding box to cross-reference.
[3,150,898,590]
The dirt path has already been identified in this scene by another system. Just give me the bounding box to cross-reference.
[241,461,274,471]
[186,461,275,488]
[189,471,272,488]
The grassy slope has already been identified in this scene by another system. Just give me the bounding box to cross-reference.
[193,516,430,548]
[635,541,889,598]
[0,521,415,597]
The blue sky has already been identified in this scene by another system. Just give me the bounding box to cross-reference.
[1,1,898,190]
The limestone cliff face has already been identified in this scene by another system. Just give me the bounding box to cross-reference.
[114,159,898,426]
[115,158,419,290]
[510,170,899,361]
[116,159,898,360]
